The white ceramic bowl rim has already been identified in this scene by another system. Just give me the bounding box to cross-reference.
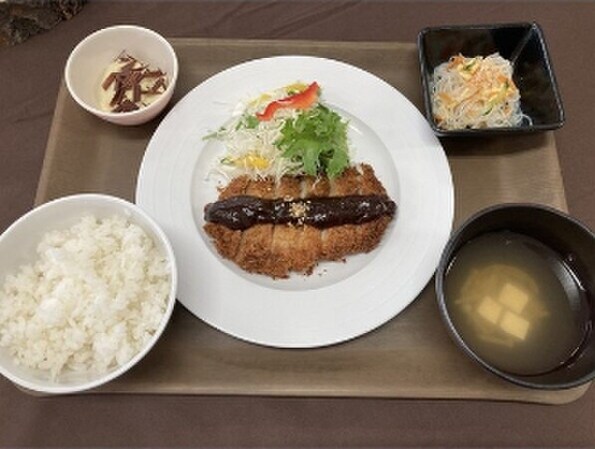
[0,194,178,394]
[64,25,179,118]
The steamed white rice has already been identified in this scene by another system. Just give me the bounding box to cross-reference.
[0,214,171,380]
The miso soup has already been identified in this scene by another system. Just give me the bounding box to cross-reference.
[445,231,590,376]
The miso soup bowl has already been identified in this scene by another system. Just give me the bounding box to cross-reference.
[435,204,595,389]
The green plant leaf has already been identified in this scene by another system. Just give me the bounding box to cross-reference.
[276,104,350,178]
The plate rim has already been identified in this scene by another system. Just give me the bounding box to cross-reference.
[136,55,454,348]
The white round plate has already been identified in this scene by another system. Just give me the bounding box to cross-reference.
[136,56,454,348]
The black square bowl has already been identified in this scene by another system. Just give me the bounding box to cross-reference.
[418,23,564,137]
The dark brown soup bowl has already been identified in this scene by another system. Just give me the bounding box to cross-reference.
[435,204,595,389]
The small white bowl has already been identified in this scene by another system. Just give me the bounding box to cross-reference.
[0,194,178,394]
[65,25,178,126]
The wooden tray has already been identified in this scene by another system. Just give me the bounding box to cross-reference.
[35,39,588,403]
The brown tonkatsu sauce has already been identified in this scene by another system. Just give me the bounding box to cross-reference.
[204,194,396,231]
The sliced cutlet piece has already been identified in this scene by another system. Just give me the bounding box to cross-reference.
[218,175,252,199]
[304,175,331,198]
[359,163,386,195]
[269,176,304,278]
[298,176,330,273]
[203,176,250,260]
[321,166,362,260]
[356,163,393,253]
[234,177,276,275]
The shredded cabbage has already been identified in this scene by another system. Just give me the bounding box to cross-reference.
[206,83,351,181]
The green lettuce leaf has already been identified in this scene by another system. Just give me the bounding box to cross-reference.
[276,104,350,178]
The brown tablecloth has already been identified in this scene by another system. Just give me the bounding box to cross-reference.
[2,1,594,446]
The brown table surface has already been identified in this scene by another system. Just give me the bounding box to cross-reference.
[2,1,595,447]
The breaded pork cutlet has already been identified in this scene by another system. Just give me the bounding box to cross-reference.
[269,176,311,276]
[235,177,276,275]
[204,163,395,278]
[203,176,249,260]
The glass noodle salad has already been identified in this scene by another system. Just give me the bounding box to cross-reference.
[431,53,529,130]
[206,82,351,181]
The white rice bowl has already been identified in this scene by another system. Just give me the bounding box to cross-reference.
[0,195,177,394]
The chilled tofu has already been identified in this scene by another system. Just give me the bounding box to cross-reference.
[498,282,530,314]
[500,310,530,340]
[477,296,502,325]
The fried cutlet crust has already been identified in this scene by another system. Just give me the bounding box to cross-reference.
[234,177,276,276]
[270,176,310,276]
[204,163,394,278]
[203,176,250,260]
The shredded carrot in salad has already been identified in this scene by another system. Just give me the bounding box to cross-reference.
[431,53,529,130]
